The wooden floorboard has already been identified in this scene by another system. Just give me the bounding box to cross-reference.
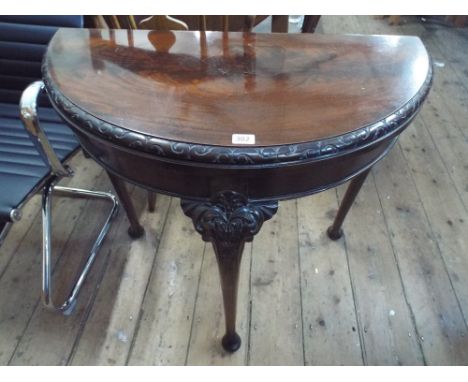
[185,244,252,365]
[373,146,468,364]
[298,190,363,365]
[336,174,425,365]
[1,16,468,365]
[69,189,172,365]
[126,200,205,365]
[9,167,113,365]
[0,153,104,365]
[248,200,303,365]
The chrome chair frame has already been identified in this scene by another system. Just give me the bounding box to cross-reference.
[17,80,119,315]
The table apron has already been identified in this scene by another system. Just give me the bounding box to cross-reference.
[73,128,398,202]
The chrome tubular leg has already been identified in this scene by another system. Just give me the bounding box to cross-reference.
[42,179,55,309]
[41,177,119,315]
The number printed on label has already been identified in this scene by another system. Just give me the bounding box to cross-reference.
[232,134,256,145]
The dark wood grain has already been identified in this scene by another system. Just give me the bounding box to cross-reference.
[44,29,431,148]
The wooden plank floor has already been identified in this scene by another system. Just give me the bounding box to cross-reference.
[1,16,468,365]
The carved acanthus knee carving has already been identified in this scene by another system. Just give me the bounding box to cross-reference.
[181,191,278,244]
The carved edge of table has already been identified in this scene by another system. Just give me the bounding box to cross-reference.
[42,60,433,166]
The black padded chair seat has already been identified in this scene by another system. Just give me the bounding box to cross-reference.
[0,15,84,222]
[0,102,79,221]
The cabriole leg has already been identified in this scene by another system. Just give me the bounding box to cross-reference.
[181,191,278,352]
[212,239,245,352]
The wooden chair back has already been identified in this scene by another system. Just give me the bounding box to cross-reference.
[93,15,320,33]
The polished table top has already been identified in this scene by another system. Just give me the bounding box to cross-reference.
[44,29,431,157]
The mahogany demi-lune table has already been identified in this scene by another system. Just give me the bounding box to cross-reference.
[42,28,432,352]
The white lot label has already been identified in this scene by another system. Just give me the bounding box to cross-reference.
[232,134,256,145]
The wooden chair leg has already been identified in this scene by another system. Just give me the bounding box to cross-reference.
[271,15,289,33]
[327,168,371,240]
[302,15,321,33]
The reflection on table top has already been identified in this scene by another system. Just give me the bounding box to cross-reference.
[45,29,431,147]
